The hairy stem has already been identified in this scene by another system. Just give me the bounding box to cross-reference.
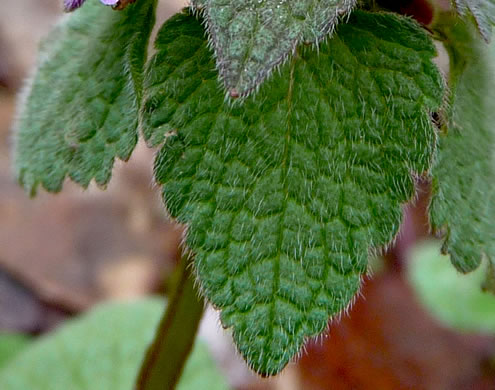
[135,254,204,390]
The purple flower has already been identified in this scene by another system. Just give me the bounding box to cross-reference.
[64,0,120,12]
[100,0,120,5]
[63,0,86,11]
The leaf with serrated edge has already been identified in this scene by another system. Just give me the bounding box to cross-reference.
[190,0,356,97]
[143,10,443,375]
[14,0,156,195]
[430,16,495,272]
[452,0,495,41]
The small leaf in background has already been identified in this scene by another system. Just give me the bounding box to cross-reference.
[0,334,30,370]
[0,299,230,390]
[191,0,356,97]
[452,0,495,41]
[14,0,156,194]
[429,16,495,273]
[143,10,443,375]
[408,241,495,333]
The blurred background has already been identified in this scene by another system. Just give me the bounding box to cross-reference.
[1,1,495,389]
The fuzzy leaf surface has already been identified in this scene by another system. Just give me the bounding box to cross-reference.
[430,18,495,272]
[452,0,495,41]
[14,0,156,194]
[190,0,356,97]
[0,300,229,390]
[144,10,443,375]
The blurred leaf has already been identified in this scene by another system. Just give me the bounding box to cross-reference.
[408,241,495,333]
[0,300,229,390]
[0,334,30,370]
[452,0,495,41]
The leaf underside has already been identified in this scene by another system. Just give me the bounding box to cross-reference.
[190,0,356,97]
[14,0,156,194]
[430,18,495,272]
[452,0,495,41]
[143,10,443,375]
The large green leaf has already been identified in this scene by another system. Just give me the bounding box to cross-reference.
[408,241,495,333]
[0,334,30,370]
[0,300,229,390]
[190,0,356,97]
[143,10,443,375]
[430,16,495,272]
[14,0,156,194]
[452,0,495,41]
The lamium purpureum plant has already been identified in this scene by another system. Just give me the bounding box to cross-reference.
[10,0,495,388]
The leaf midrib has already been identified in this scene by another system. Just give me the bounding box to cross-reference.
[265,55,297,359]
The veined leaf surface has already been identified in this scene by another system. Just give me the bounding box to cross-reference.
[143,10,443,375]
[191,0,356,97]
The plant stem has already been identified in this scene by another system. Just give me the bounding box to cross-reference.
[135,254,204,390]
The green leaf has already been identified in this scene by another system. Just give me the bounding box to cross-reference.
[0,300,230,390]
[452,0,495,41]
[14,0,156,194]
[190,0,356,97]
[0,334,30,370]
[408,241,495,333]
[144,10,443,375]
[430,16,495,273]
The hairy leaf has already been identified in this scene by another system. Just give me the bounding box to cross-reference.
[190,0,356,97]
[408,241,495,332]
[0,300,229,390]
[143,10,443,375]
[430,17,495,272]
[14,0,156,194]
[452,0,495,41]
